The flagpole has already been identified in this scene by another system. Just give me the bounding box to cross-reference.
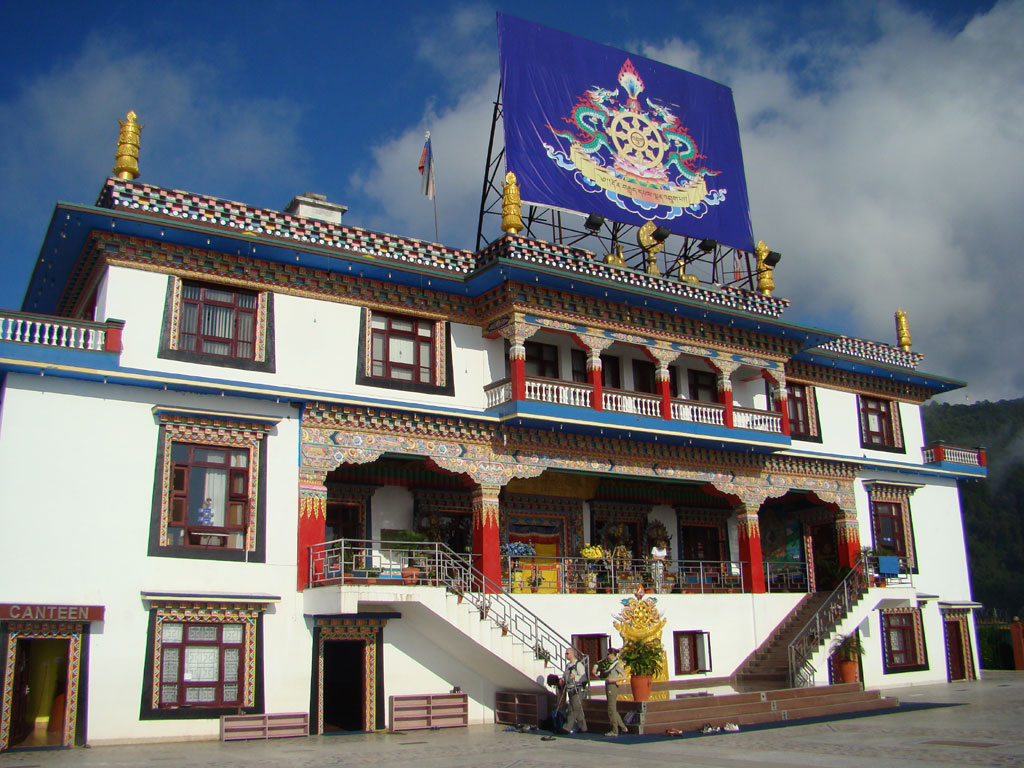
[433,192,439,244]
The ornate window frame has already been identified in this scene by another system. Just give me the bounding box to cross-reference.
[140,598,265,720]
[355,308,453,395]
[673,630,712,675]
[880,607,928,673]
[788,382,822,442]
[149,408,276,562]
[159,276,275,373]
[864,482,919,572]
[858,395,905,453]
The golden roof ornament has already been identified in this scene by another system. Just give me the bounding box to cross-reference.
[755,239,775,296]
[113,110,143,180]
[637,221,665,256]
[604,244,626,267]
[895,307,912,351]
[613,586,669,695]
[501,171,523,234]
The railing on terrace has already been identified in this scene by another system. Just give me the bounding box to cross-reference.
[526,377,592,408]
[0,311,119,352]
[602,389,660,418]
[788,557,870,687]
[922,442,986,466]
[484,380,512,408]
[864,554,914,587]
[764,560,810,593]
[734,407,783,434]
[500,555,746,595]
[308,538,580,673]
[670,398,726,426]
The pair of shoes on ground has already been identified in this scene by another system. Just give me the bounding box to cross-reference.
[701,723,721,734]
[723,722,740,732]
[663,728,683,736]
[604,730,626,737]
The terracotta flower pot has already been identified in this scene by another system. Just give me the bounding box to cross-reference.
[836,659,858,684]
[629,674,653,702]
[401,566,421,585]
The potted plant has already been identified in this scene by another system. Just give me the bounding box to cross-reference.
[620,638,664,702]
[497,618,509,637]
[830,632,864,684]
[382,528,429,584]
[534,642,552,665]
[579,543,603,592]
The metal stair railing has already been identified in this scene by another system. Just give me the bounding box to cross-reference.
[310,537,584,677]
[787,557,870,687]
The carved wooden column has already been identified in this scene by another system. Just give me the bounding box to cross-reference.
[650,348,679,421]
[471,484,503,593]
[737,507,766,593]
[500,318,536,403]
[836,509,861,570]
[577,334,614,412]
[298,472,328,591]
[711,360,739,429]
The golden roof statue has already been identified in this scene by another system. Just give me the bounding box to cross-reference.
[501,171,523,234]
[113,110,143,180]
[755,239,775,296]
[895,307,912,351]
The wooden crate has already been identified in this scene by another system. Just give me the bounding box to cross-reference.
[220,712,309,741]
[495,690,549,726]
[389,693,468,732]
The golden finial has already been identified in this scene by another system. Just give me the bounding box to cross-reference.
[604,244,626,267]
[755,239,776,296]
[501,171,523,234]
[637,221,664,256]
[113,110,143,180]
[895,307,912,351]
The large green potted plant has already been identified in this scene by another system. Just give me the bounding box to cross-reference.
[620,638,664,701]
[830,632,864,684]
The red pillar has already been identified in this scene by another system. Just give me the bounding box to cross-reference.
[657,362,672,420]
[588,349,604,411]
[718,374,734,429]
[298,480,327,591]
[510,340,526,401]
[737,511,765,593]
[1010,620,1024,671]
[104,318,125,352]
[836,513,861,570]
[776,387,791,436]
[932,442,946,462]
[472,485,502,593]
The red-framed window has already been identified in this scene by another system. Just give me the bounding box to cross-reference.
[370,313,435,384]
[180,282,257,360]
[688,370,718,403]
[673,630,711,674]
[882,612,922,670]
[525,341,559,379]
[859,396,902,449]
[788,383,820,439]
[871,501,907,557]
[158,622,245,708]
[632,359,656,394]
[168,443,249,550]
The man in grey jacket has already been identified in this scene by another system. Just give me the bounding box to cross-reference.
[560,646,588,734]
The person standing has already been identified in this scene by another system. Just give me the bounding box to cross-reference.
[651,538,668,593]
[597,647,629,736]
[560,646,588,734]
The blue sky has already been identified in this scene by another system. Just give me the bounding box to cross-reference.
[2,0,1021,402]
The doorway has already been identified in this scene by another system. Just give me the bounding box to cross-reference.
[322,640,365,732]
[7,638,70,749]
[945,619,967,681]
[810,522,840,591]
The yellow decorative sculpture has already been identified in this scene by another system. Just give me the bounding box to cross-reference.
[613,586,669,699]
[501,171,523,234]
[113,110,143,180]
[755,239,775,296]
[604,244,627,267]
[895,307,912,351]
[637,221,664,256]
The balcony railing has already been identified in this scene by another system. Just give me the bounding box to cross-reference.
[922,442,986,467]
[485,376,782,435]
[501,555,747,594]
[763,560,810,593]
[0,311,120,352]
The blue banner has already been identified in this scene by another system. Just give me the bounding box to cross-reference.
[498,14,754,252]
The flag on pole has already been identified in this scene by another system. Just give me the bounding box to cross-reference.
[418,131,435,200]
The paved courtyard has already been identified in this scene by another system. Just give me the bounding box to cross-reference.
[2,671,1022,768]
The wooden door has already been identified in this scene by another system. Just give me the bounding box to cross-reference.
[945,619,967,681]
[9,640,32,746]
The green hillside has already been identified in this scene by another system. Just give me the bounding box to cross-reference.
[922,399,1024,616]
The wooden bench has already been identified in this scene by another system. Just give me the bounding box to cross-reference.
[389,693,468,732]
[220,712,309,741]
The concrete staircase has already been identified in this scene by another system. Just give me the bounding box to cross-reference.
[582,682,899,735]
[733,593,830,689]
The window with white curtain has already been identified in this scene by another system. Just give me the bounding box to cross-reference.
[179,281,257,360]
[168,443,250,550]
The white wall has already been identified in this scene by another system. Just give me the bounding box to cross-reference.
[0,374,305,744]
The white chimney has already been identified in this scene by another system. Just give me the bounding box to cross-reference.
[284,192,348,225]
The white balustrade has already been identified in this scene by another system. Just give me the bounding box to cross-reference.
[923,445,982,465]
[734,408,782,434]
[0,313,106,351]
[485,382,512,408]
[525,378,591,408]
[671,399,726,426]
[602,390,660,417]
